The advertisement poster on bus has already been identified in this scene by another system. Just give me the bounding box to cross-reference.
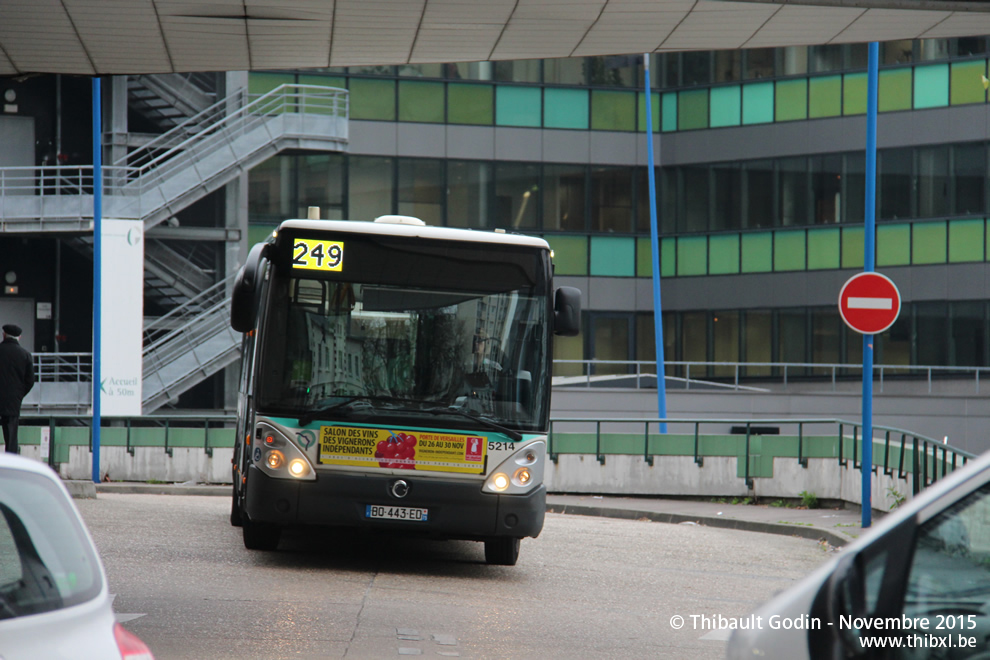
[318,425,486,474]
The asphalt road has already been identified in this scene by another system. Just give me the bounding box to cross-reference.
[76,494,830,660]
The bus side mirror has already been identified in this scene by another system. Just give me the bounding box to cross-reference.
[553,287,581,337]
[230,243,269,333]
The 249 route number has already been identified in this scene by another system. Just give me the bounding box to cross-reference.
[292,239,344,272]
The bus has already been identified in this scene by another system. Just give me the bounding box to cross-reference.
[228,213,581,565]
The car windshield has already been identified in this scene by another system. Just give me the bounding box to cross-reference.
[256,278,550,432]
[0,467,102,620]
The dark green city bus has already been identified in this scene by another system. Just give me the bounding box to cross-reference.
[228,213,580,565]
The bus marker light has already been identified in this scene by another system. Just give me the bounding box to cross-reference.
[513,468,531,486]
[266,450,284,469]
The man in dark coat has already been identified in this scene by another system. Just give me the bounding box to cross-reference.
[0,324,34,454]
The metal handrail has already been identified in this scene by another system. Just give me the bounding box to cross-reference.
[0,84,348,228]
[547,416,974,494]
[553,359,990,394]
[143,272,236,346]
[111,84,348,191]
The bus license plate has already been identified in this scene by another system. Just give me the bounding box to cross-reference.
[366,505,428,522]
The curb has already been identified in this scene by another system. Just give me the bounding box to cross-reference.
[545,503,852,548]
[64,480,97,499]
[95,483,228,497]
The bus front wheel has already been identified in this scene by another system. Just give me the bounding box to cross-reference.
[484,537,520,566]
[243,519,281,551]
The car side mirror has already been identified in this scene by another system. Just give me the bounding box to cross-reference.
[825,553,869,657]
[553,287,581,337]
[230,243,269,333]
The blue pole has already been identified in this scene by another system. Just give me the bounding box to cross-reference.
[92,77,102,484]
[861,42,879,528]
[644,54,668,433]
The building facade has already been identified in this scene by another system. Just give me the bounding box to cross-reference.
[3,38,990,410]
[246,38,990,383]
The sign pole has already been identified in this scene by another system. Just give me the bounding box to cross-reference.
[861,42,880,528]
[643,54,668,432]
[92,76,102,484]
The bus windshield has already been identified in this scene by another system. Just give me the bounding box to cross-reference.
[256,276,550,432]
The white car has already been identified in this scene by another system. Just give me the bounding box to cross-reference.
[727,448,990,659]
[0,453,154,660]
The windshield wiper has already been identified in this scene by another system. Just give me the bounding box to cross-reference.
[415,406,522,442]
[298,395,431,426]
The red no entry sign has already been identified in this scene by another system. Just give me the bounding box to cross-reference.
[839,272,901,335]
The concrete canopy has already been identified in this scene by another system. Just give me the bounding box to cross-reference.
[2,0,990,76]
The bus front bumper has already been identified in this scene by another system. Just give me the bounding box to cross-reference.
[243,465,546,540]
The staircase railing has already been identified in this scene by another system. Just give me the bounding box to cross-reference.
[143,272,236,347]
[0,84,348,230]
[109,84,347,190]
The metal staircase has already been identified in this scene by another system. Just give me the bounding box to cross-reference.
[0,84,349,232]
[127,73,217,132]
[142,275,240,412]
[0,83,349,412]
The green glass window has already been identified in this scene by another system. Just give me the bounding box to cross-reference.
[591,90,636,131]
[807,227,840,270]
[398,81,444,123]
[661,92,678,132]
[447,83,493,125]
[544,88,589,129]
[677,236,707,276]
[545,235,588,275]
[950,60,988,105]
[349,78,396,121]
[914,64,950,109]
[808,75,841,118]
[877,224,911,266]
[878,69,912,112]
[912,221,947,264]
[636,237,654,277]
[298,74,345,89]
[637,92,660,133]
[709,85,742,128]
[742,82,774,125]
[709,85,741,128]
[775,79,808,122]
[678,89,709,130]
[841,226,865,269]
[249,72,293,95]
[495,86,541,127]
[708,234,740,275]
[661,237,676,277]
[590,236,636,276]
[843,72,867,115]
[741,232,773,273]
[774,230,806,271]
[948,218,984,262]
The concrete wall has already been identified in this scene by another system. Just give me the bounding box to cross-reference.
[544,454,909,512]
[550,387,990,455]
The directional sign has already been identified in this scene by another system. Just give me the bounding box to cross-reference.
[839,272,901,335]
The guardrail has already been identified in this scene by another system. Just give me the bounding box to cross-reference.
[22,413,236,470]
[553,359,990,394]
[547,416,974,495]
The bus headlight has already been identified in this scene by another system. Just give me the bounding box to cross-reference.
[255,422,317,481]
[288,459,309,478]
[483,440,545,494]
